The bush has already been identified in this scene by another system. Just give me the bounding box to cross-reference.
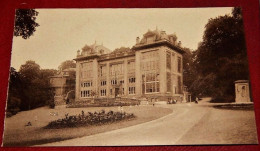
[45,110,135,129]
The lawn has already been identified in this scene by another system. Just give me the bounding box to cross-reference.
[2,105,172,146]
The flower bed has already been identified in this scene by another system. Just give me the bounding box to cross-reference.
[45,110,135,129]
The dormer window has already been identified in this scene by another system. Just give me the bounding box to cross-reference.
[100,49,104,54]
[146,36,154,44]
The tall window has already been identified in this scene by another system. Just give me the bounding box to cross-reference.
[100,65,106,77]
[178,76,182,94]
[141,50,160,94]
[145,73,160,93]
[110,63,124,76]
[128,61,135,73]
[166,52,171,69]
[81,62,93,79]
[177,57,181,73]
[167,72,171,92]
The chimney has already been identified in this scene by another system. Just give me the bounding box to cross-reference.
[161,31,166,35]
[136,37,140,44]
[178,41,182,47]
[77,50,80,56]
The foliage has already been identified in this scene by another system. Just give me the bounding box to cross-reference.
[58,60,76,71]
[7,61,57,112]
[14,9,39,39]
[45,110,135,129]
[182,47,197,90]
[191,7,249,101]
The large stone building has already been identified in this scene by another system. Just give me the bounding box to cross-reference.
[74,29,185,103]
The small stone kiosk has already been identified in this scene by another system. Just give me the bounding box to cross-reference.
[234,80,251,103]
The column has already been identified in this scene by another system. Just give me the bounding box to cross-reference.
[75,62,80,101]
[124,60,128,97]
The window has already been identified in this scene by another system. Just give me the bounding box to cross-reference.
[141,50,159,71]
[178,76,182,94]
[178,57,181,73]
[110,63,124,76]
[122,88,124,95]
[101,80,106,86]
[146,36,154,44]
[129,87,135,94]
[111,79,117,85]
[141,50,158,60]
[81,81,92,87]
[100,65,106,77]
[100,89,106,96]
[128,61,135,73]
[120,80,124,84]
[145,73,160,93]
[81,62,93,78]
[81,90,91,97]
[167,72,171,92]
[129,77,135,83]
[166,52,171,69]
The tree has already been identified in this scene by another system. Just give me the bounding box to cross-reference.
[14,9,39,39]
[19,60,40,82]
[182,47,197,90]
[58,60,76,71]
[6,68,23,114]
[192,7,249,102]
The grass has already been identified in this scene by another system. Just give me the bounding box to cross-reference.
[3,105,172,146]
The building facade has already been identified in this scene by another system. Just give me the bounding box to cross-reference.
[74,29,185,102]
[50,68,76,104]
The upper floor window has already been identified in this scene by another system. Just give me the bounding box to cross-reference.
[111,79,117,85]
[110,63,124,76]
[128,61,135,73]
[81,62,93,78]
[166,52,171,69]
[101,80,106,86]
[81,81,92,87]
[100,65,106,77]
[146,36,154,44]
[129,77,135,83]
[177,57,182,73]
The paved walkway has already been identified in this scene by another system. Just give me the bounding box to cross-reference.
[41,98,258,146]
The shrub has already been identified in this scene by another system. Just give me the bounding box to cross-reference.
[45,110,135,129]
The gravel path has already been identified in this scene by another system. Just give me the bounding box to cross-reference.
[41,98,258,146]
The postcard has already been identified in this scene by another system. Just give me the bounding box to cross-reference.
[2,8,258,147]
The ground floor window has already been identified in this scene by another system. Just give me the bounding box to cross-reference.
[100,89,106,96]
[144,72,160,93]
[81,90,91,97]
[129,87,135,94]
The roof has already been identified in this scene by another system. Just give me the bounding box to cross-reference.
[132,39,185,54]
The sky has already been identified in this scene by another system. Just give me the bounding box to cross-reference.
[11,8,233,70]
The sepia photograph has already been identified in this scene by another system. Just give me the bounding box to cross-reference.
[2,8,258,146]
